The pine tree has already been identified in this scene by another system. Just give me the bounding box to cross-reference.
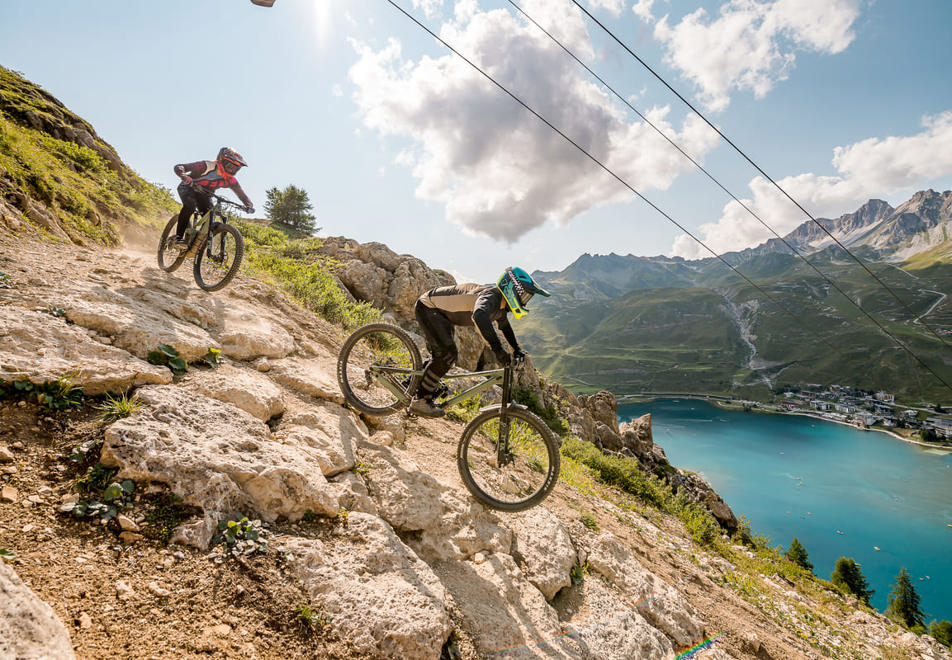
[264,184,319,233]
[784,537,813,572]
[830,557,874,605]
[885,567,926,629]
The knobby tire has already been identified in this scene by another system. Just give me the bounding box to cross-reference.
[157,215,187,273]
[337,323,422,416]
[457,407,560,511]
[194,223,244,292]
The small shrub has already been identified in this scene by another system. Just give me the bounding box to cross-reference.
[334,508,349,527]
[0,548,16,562]
[95,392,143,423]
[212,517,270,562]
[580,513,599,532]
[295,602,329,635]
[354,461,371,476]
[570,562,588,585]
[0,375,83,410]
[62,478,135,523]
[147,344,188,375]
[74,463,118,493]
[201,347,222,369]
[513,386,568,436]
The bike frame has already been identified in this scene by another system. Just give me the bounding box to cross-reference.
[182,191,241,258]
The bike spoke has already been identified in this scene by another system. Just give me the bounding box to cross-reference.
[337,325,421,415]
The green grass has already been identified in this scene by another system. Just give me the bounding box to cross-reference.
[0,66,177,245]
[237,221,382,329]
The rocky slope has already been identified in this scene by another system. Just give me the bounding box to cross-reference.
[1,232,948,660]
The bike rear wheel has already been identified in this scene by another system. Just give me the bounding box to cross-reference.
[457,407,560,511]
[157,215,187,273]
[337,323,422,416]
[194,223,244,292]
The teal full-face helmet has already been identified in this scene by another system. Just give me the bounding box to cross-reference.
[497,267,551,319]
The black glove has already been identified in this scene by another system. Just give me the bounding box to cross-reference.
[244,205,255,214]
[493,346,511,365]
[512,348,526,367]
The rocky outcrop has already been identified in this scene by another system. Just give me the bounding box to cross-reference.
[0,561,75,659]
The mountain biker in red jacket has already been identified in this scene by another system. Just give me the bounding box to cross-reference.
[410,266,551,418]
[172,147,254,245]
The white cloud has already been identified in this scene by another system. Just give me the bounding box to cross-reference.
[413,0,445,19]
[653,0,860,111]
[588,0,626,16]
[632,0,655,22]
[349,1,720,242]
[670,112,952,259]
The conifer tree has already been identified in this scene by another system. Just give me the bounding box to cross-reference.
[264,185,319,233]
[885,568,926,629]
[784,537,813,572]
[830,557,874,605]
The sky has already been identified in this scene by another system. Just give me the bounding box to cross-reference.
[2,0,951,283]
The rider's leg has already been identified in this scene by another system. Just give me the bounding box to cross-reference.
[411,303,456,417]
[176,184,198,240]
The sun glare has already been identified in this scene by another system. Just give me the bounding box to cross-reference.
[313,1,334,48]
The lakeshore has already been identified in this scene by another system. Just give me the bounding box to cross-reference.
[617,397,952,623]
[618,392,952,452]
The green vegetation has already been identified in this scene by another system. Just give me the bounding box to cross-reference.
[264,184,319,234]
[513,385,568,435]
[295,602,329,636]
[784,537,814,572]
[147,344,188,375]
[212,517,270,561]
[885,567,926,630]
[237,220,381,329]
[569,561,589,585]
[579,512,599,531]
[830,557,874,605]
[560,436,720,545]
[0,374,83,410]
[929,619,952,648]
[62,473,135,523]
[95,391,143,423]
[202,347,223,369]
[0,66,176,245]
[0,548,16,562]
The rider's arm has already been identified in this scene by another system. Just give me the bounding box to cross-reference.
[497,316,521,352]
[173,161,203,179]
[472,291,505,353]
[228,179,253,209]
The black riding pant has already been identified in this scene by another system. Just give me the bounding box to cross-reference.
[414,300,458,397]
[177,183,213,238]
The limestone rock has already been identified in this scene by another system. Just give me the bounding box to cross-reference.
[358,442,511,561]
[283,513,451,659]
[556,575,673,660]
[186,364,285,421]
[510,507,575,600]
[0,306,171,395]
[437,553,574,658]
[585,534,703,646]
[577,391,618,429]
[50,281,218,362]
[328,471,377,515]
[268,357,345,404]
[216,307,295,360]
[0,561,76,659]
[100,385,339,548]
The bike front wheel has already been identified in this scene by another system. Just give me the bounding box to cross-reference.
[337,323,422,416]
[194,223,244,292]
[157,215,187,273]
[457,407,560,512]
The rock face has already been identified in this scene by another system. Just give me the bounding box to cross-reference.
[100,385,346,547]
[0,561,75,659]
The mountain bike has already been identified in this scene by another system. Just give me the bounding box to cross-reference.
[157,190,245,292]
[337,323,560,512]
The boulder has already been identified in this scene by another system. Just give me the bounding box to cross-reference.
[0,306,171,395]
[358,442,511,561]
[282,513,451,659]
[273,405,364,478]
[50,281,218,362]
[216,307,295,360]
[577,391,618,429]
[0,561,75,659]
[100,385,340,548]
[436,553,576,658]
[509,507,576,600]
[585,534,703,646]
[268,357,345,405]
[555,575,673,660]
[186,364,284,421]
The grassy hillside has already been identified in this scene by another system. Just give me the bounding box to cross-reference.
[522,250,952,403]
[0,66,176,244]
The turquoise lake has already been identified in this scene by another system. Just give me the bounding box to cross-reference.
[618,398,952,622]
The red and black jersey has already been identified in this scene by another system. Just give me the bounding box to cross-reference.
[173,160,252,207]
